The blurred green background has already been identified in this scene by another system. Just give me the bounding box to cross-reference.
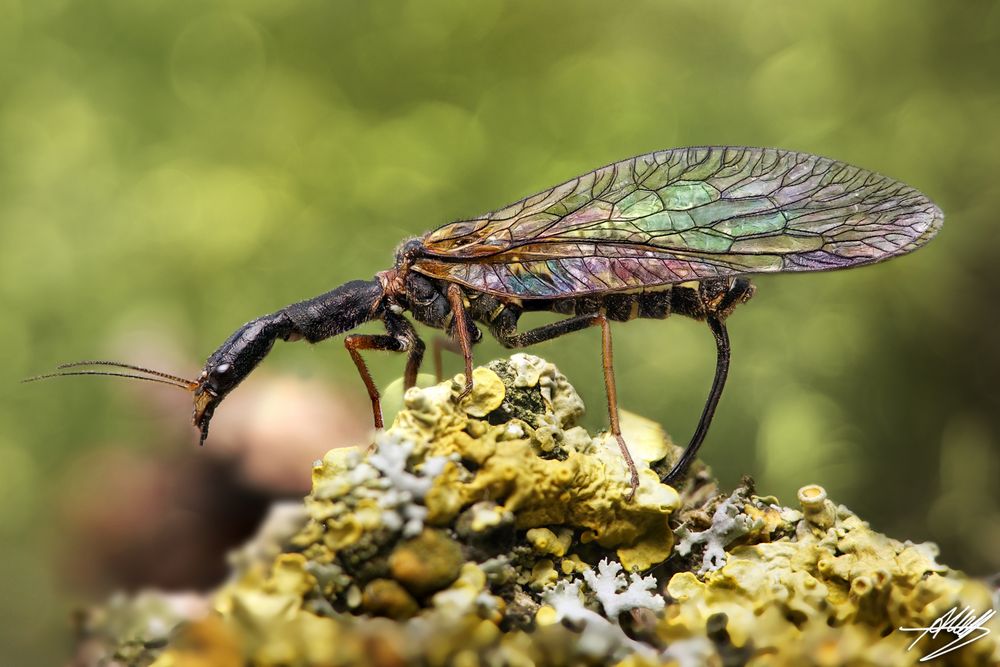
[2,0,998,663]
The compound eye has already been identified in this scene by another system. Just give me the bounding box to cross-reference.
[208,363,232,391]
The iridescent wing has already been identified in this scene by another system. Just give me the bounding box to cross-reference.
[413,147,943,298]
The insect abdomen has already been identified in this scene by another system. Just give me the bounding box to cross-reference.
[602,287,689,322]
[502,280,719,322]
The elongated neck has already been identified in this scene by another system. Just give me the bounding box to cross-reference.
[204,278,384,384]
[278,278,385,343]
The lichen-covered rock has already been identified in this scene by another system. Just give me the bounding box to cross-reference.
[289,353,681,599]
[71,355,1000,667]
[662,487,1000,665]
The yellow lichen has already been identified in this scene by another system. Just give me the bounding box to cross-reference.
[375,356,681,567]
[526,527,570,557]
[361,579,419,619]
[662,484,1000,664]
[529,559,559,590]
[389,529,464,597]
[797,483,836,530]
[457,367,507,417]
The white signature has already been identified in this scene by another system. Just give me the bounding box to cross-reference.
[899,606,995,662]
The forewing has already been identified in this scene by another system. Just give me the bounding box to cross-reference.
[417,147,943,298]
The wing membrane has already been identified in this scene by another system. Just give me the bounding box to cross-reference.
[415,147,943,298]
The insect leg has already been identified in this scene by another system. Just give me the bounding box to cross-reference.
[597,314,641,498]
[661,314,730,486]
[344,312,424,429]
[446,284,475,400]
[432,336,463,381]
[491,310,640,497]
[396,317,426,391]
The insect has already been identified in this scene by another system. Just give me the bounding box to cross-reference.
[29,147,943,494]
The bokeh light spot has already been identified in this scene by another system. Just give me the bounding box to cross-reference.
[756,390,858,500]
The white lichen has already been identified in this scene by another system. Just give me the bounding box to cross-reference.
[368,434,432,499]
[539,558,666,661]
[580,558,665,618]
[543,581,655,660]
[400,504,428,538]
[661,637,717,667]
[676,487,762,573]
[367,432,453,537]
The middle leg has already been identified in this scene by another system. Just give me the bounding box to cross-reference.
[446,283,476,400]
[432,336,463,382]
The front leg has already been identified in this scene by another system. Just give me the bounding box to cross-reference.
[491,309,641,497]
[344,311,424,429]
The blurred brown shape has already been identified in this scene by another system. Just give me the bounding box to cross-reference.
[58,359,370,593]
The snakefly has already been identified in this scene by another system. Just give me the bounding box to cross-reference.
[27,147,943,494]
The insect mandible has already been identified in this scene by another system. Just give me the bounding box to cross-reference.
[28,146,943,495]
